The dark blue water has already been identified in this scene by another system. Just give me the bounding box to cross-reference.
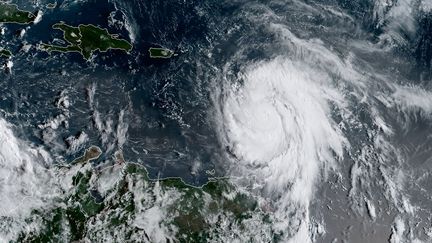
[0,0,225,185]
[0,0,431,188]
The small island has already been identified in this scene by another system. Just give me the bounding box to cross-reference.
[46,2,57,9]
[40,22,133,60]
[0,48,12,58]
[149,47,175,58]
[72,145,102,164]
[0,3,36,24]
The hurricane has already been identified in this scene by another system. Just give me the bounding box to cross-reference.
[1,0,432,242]
[213,0,432,241]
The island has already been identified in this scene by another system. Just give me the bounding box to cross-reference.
[46,2,57,9]
[0,48,12,58]
[40,22,133,60]
[149,47,175,58]
[0,3,36,24]
[72,145,102,164]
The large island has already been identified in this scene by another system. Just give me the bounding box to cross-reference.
[0,3,37,60]
[149,47,175,59]
[40,22,133,60]
[0,3,36,24]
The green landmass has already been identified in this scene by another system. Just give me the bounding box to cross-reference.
[149,47,174,58]
[14,149,267,242]
[0,3,36,24]
[0,48,12,58]
[40,22,133,60]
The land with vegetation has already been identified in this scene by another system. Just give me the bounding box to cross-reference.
[0,2,36,24]
[40,22,133,60]
[15,148,264,242]
[149,47,175,58]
